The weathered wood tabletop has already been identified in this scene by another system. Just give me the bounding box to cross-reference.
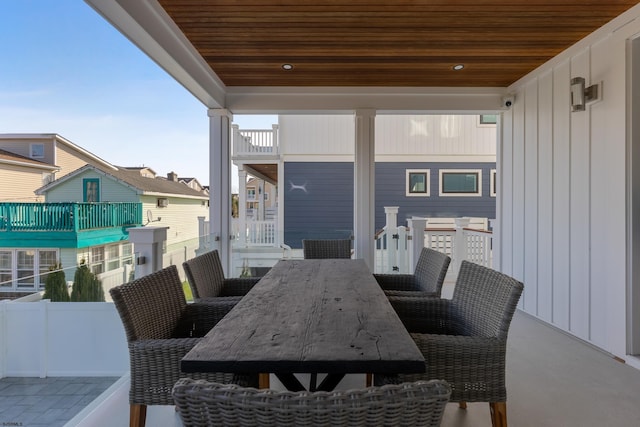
[181,259,425,390]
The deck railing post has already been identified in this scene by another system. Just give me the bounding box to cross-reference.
[384,207,399,273]
[407,217,426,272]
[454,217,471,274]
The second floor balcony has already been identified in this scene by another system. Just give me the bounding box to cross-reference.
[0,202,143,248]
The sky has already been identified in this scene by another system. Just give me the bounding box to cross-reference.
[0,0,276,191]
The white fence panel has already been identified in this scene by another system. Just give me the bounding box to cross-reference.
[0,300,128,378]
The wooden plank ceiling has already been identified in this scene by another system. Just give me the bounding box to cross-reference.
[158,0,638,87]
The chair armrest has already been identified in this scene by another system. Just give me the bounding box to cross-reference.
[179,302,234,337]
[220,277,260,296]
[129,338,254,405]
[374,274,421,292]
[384,290,439,298]
[388,297,454,334]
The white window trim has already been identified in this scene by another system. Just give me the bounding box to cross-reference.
[30,143,45,159]
[490,169,497,197]
[405,169,430,197]
[439,169,483,197]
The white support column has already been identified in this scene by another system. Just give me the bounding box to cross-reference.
[354,109,376,269]
[209,108,233,274]
[238,167,248,247]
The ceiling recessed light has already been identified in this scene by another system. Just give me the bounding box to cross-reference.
[453,64,464,71]
[282,63,293,70]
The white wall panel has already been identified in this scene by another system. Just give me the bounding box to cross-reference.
[523,81,539,314]
[500,110,514,276]
[569,49,591,340]
[502,6,640,360]
[511,89,526,313]
[552,61,571,330]
[537,71,554,322]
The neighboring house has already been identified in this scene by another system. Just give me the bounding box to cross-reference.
[245,176,276,221]
[0,148,60,202]
[232,114,496,248]
[179,175,208,194]
[0,137,209,297]
[0,134,115,202]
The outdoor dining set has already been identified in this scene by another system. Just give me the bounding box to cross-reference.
[110,240,523,427]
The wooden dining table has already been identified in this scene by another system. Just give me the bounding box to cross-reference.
[181,258,425,391]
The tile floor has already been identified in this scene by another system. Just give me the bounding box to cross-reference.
[0,376,118,427]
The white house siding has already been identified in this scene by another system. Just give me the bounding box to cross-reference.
[500,8,639,360]
[375,114,496,159]
[0,164,45,202]
[44,170,139,203]
[142,196,208,249]
[279,115,355,157]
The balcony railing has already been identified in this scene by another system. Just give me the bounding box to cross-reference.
[0,202,142,232]
[232,125,279,157]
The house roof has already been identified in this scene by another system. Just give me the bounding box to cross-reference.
[36,164,208,199]
[86,1,640,112]
[0,148,60,171]
[0,134,116,170]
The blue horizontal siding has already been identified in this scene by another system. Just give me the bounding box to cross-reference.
[284,162,354,248]
[284,162,496,247]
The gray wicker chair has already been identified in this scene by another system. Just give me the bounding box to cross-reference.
[183,250,260,305]
[374,247,451,298]
[173,378,451,427]
[379,260,523,427]
[302,239,352,259]
[110,265,258,427]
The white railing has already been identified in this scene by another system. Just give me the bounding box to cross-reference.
[375,225,411,274]
[374,208,493,276]
[232,125,279,156]
[246,221,277,246]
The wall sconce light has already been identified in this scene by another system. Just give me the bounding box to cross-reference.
[571,77,601,112]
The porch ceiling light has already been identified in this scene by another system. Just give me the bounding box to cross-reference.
[281,63,293,70]
[452,64,464,71]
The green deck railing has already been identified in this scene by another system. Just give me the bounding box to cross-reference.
[0,202,143,232]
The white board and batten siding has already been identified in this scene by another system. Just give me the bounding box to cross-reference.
[278,114,496,161]
[499,5,640,361]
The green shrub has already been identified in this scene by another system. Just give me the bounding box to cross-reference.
[42,262,69,302]
[70,261,105,302]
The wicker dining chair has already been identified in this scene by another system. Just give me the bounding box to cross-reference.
[173,378,451,427]
[183,249,260,305]
[110,265,259,427]
[302,239,352,259]
[378,261,523,427]
[374,247,451,298]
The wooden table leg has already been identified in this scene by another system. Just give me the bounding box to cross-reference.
[259,373,270,389]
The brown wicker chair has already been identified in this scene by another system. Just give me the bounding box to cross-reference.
[183,250,260,305]
[173,378,451,427]
[374,247,451,298]
[302,239,352,259]
[110,265,258,427]
[379,261,523,427]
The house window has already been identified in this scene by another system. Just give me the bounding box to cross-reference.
[38,250,58,288]
[0,251,12,288]
[0,249,58,290]
[479,114,498,126]
[90,247,105,275]
[30,143,44,159]
[439,170,482,197]
[122,243,133,265]
[83,178,100,202]
[106,244,120,271]
[406,169,430,197]
[247,187,256,200]
[264,192,269,202]
[490,169,497,197]
[16,250,35,288]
